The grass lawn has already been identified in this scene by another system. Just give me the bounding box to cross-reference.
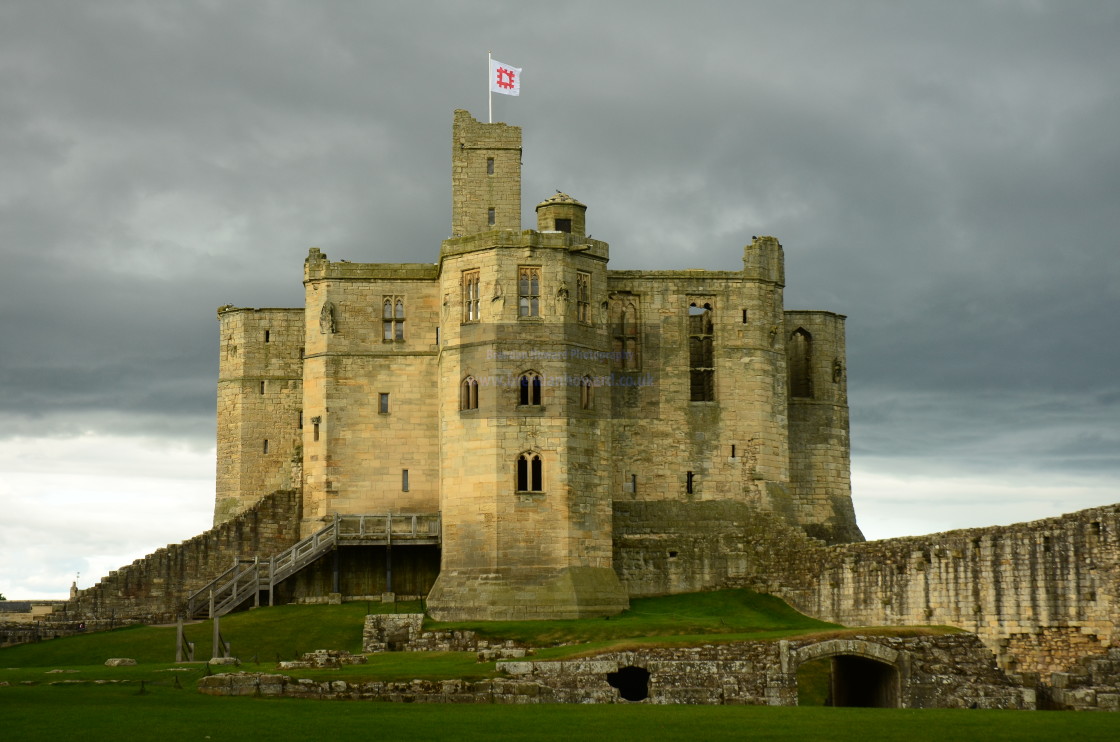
[3,590,1113,740]
[4,684,1119,741]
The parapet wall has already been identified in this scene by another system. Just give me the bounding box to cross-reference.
[60,490,301,623]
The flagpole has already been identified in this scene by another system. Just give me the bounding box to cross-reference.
[488,51,492,123]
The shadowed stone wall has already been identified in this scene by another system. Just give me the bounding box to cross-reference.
[59,490,301,623]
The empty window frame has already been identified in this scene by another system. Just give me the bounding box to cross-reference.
[555,218,572,233]
[612,298,641,369]
[379,393,390,414]
[518,267,541,317]
[460,376,479,410]
[486,157,494,175]
[518,371,542,406]
[517,452,543,493]
[576,271,591,323]
[788,327,813,398]
[462,270,481,322]
[402,469,409,492]
[688,302,715,401]
[487,207,496,226]
[382,297,405,341]
[580,375,594,409]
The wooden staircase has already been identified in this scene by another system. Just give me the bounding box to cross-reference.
[185,513,440,619]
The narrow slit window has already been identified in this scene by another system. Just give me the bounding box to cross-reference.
[264,330,270,343]
[731,444,736,458]
[631,473,637,494]
[486,157,494,175]
[487,207,496,226]
[263,439,269,454]
[402,469,409,492]
[260,380,266,395]
[686,471,694,494]
[379,393,390,414]
[742,309,748,324]
[298,411,303,429]
[313,422,320,442]
[580,376,593,409]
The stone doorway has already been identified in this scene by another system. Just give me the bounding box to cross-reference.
[788,638,906,709]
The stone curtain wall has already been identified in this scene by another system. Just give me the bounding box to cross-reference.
[780,505,1120,674]
[199,634,1028,708]
[614,500,1120,675]
[60,490,301,623]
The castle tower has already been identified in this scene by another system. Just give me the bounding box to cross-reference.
[451,109,521,238]
[427,115,629,620]
[214,306,304,524]
[785,310,863,543]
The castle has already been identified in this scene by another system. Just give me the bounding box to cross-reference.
[37,112,1115,697]
[213,110,862,620]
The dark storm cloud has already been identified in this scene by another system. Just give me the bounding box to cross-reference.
[1,0,1117,500]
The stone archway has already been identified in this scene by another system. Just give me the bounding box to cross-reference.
[788,639,907,708]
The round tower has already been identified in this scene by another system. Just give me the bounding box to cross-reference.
[535,192,587,237]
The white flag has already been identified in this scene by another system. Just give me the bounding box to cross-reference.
[489,58,521,96]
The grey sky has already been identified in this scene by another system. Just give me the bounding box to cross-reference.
[2,1,1117,598]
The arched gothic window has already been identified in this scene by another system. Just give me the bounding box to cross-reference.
[688,302,714,401]
[460,376,479,410]
[519,371,542,406]
[517,451,543,492]
[789,328,813,398]
[383,296,405,341]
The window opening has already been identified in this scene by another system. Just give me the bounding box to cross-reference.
[518,267,541,317]
[462,270,481,322]
[742,309,748,324]
[576,272,591,323]
[461,376,479,410]
[612,298,641,370]
[631,473,638,494]
[686,471,694,494]
[555,218,572,233]
[379,393,390,414]
[580,375,593,409]
[789,328,813,398]
[402,469,409,492]
[731,444,736,458]
[260,380,266,395]
[517,452,543,492]
[313,421,320,442]
[264,330,270,343]
[298,411,303,429]
[486,157,494,175]
[519,372,542,406]
[263,439,269,454]
[487,207,496,226]
[383,297,405,341]
[689,302,715,401]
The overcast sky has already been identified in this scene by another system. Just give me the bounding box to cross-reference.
[2,1,1117,600]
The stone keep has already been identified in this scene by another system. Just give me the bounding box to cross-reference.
[214,109,862,620]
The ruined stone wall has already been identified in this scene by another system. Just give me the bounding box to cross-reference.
[779,505,1120,674]
[615,500,1120,675]
[199,634,1029,708]
[215,308,304,524]
[60,490,301,622]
